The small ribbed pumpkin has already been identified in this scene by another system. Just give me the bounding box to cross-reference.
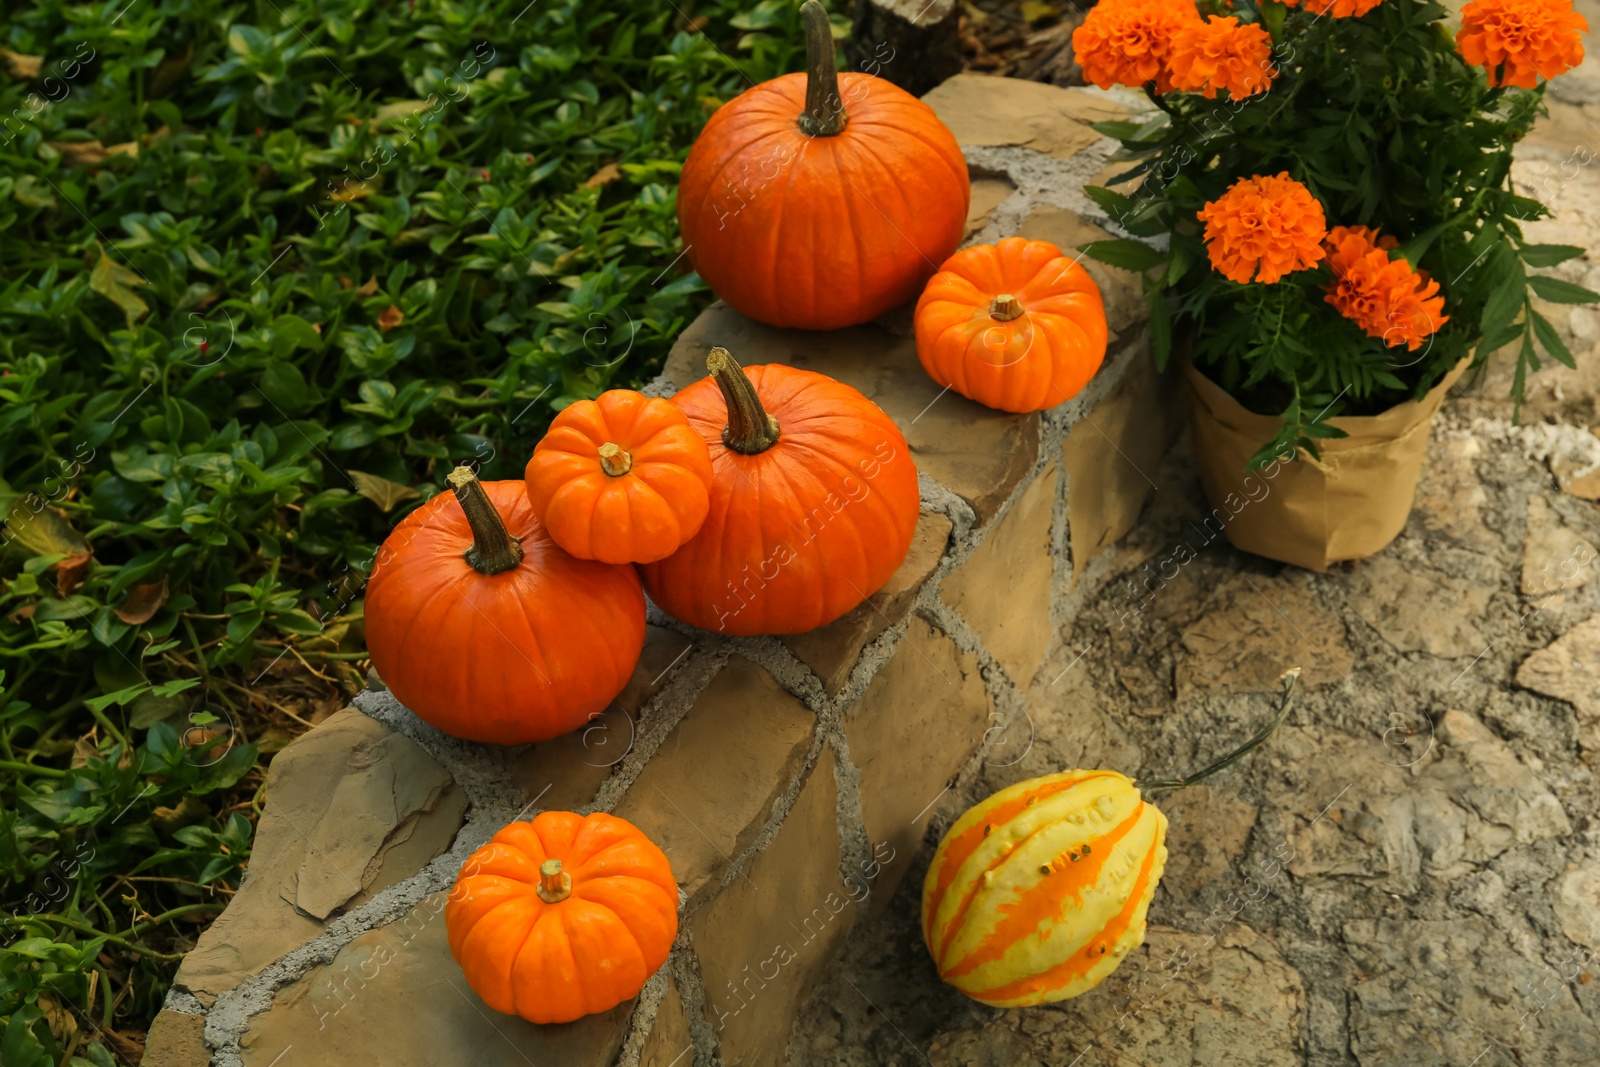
[922,669,1300,1007]
[638,348,921,635]
[446,812,678,1024]
[364,467,645,745]
[914,237,1109,413]
[525,389,715,564]
[677,1,969,329]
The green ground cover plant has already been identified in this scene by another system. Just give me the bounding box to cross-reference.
[0,0,811,1058]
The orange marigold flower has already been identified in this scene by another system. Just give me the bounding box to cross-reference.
[1167,16,1276,99]
[1196,173,1328,284]
[1072,0,1202,92]
[1323,226,1449,351]
[1283,0,1386,18]
[1456,0,1588,89]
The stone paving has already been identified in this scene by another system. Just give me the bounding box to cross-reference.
[791,17,1600,1061]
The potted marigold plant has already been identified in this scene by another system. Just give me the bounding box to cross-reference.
[1071,0,1595,569]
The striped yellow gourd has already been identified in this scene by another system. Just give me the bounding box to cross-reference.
[922,668,1302,1007]
[920,770,1167,1007]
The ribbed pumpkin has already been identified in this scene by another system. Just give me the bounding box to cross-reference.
[446,812,678,1024]
[923,669,1301,1007]
[638,348,921,635]
[365,467,645,745]
[525,389,714,564]
[677,1,969,329]
[914,237,1109,413]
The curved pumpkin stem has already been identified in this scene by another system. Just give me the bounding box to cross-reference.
[1139,668,1301,801]
[708,347,781,454]
[537,858,573,904]
[797,0,847,137]
[446,465,524,575]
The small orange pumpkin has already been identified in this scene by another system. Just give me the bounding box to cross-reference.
[638,348,921,635]
[365,467,645,745]
[914,237,1109,413]
[525,390,715,564]
[677,1,969,329]
[447,812,678,1024]
[923,670,1300,1007]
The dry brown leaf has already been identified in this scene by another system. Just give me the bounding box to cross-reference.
[7,604,36,623]
[584,162,622,189]
[355,276,379,298]
[348,470,420,512]
[53,552,93,596]
[0,51,42,79]
[58,142,104,165]
[89,246,150,328]
[114,576,170,625]
[338,275,354,289]
[376,304,404,332]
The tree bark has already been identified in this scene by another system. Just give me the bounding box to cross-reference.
[847,0,964,99]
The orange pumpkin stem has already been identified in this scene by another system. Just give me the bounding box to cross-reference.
[537,858,573,904]
[446,465,525,575]
[597,442,633,477]
[797,0,847,138]
[707,347,781,454]
[989,294,1025,322]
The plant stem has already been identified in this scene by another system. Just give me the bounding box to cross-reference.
[796,0,847,137]
[446,466,524,575]
[1140,668,1301,800]
[0,759,67,777]
[707,348,781,454]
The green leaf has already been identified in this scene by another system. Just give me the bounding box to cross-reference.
[1530,310,1576,368]
[1527,275,1600,304]
[1518,244,1586,268]
[1078,239,1165,273]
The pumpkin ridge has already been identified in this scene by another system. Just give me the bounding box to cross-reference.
[761,132,809,320]
[844,133,940,272]
[938,803,1146,980]
[967,824,1163,1004]
[692,122,799,233]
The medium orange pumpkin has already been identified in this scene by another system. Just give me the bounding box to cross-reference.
[914,237,1109,413]
[922,670,1301,1007]
[677,0,969,329]
[525,390,715,564]
[446,811,678,1024]
[638,348,921,635]
[365,467,645,745]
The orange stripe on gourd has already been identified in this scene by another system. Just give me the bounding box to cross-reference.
[920,770,1114,947]
[968,820,1165,1006]
[938,803,1146,981]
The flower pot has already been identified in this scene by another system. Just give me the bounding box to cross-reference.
[1182,358,1470,571]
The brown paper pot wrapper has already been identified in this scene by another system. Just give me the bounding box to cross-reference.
[1183,357,1469,571]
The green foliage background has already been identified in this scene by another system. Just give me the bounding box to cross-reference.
[0,0,813,1058]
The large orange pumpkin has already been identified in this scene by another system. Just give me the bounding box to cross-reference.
[638,348,921,635]
[525,389,714,565]
[914,237,1109,413]
[677,0,970,329]
[447,812,678,1024]
[922,669,1301,1007]
[365,467,645,745]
